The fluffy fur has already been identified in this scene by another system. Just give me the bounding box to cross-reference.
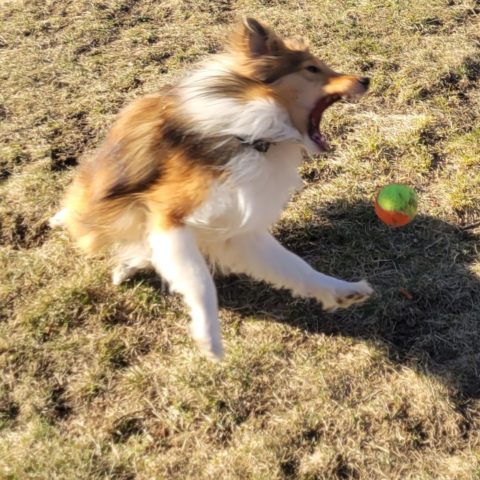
[51,18,373,359]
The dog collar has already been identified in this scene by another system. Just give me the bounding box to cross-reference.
[236,137,271,153]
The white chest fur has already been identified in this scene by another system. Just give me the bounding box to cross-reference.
[187,142,303,243]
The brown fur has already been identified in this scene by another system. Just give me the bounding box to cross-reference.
[228,18,313,83]
[63,92,232,253]
[228,18,367,139]
[62,18,367,255]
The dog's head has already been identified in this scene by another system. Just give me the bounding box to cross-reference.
[228,18,370,153]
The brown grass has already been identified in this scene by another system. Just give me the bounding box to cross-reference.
[1,0,479,478]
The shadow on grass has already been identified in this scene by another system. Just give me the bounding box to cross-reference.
[216,200,480,401]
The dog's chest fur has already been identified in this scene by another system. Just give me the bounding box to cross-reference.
[187,142,303,242]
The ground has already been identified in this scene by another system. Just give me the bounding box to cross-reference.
[1,0,480,479]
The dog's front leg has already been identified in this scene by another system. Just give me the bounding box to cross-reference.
[218,232,373,311]
[149,227,223,360]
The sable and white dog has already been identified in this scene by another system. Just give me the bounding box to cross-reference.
[50,18,373,360]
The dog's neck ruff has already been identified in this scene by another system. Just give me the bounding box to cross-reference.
[178,60,302,150]
[236,136,271,153]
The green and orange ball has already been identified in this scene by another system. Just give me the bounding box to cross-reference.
[374,184,418,227]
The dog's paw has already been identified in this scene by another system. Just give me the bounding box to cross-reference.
[112,264,131,286]
[190,323,224,361]
[319,279,374,312]
[49,208,67,228]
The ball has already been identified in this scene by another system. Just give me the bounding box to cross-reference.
[374,184,417,227]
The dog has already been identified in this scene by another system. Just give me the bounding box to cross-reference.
[50,18,373,360]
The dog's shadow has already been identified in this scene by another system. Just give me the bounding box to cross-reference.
[215,200,480,401]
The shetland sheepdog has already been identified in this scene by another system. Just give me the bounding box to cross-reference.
[50,18,373,360]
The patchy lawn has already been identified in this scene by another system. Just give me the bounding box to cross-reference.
[1,0,479,478]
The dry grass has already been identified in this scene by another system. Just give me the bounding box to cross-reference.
[1,0,480,478]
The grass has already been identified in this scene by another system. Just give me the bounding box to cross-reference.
[1,0,479,478]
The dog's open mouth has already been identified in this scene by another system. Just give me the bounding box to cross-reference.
[308,95,342,151]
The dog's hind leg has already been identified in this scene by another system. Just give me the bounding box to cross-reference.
[112,242,152,285]
[149,226,223,360]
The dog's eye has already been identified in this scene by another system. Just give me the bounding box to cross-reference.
[305,65,320,73]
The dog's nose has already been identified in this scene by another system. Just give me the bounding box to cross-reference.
[358,77,370,89]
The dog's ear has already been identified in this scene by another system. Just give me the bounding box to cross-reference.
[243,17,270,56]
[230,17,282,58]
